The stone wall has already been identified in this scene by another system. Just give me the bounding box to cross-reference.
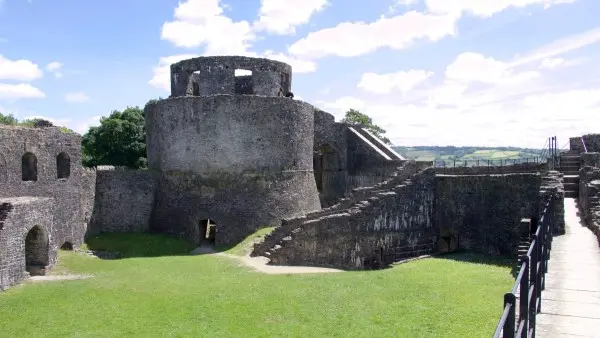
[571,134,600,153]
[435,173,542,256]
[434,162,547,175]
[252,163,436,269]
[88,166,156,236]
[263,168,436,270]
[145,95,320,246]
[540,171,565,235]
[579,163,600,244]
[0,125,96,249]
[0,197,55,290]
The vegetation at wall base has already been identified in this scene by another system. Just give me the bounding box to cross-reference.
[0,233,513,337]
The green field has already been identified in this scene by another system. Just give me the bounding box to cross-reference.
[0,233,513,337]
[393,146,542,163]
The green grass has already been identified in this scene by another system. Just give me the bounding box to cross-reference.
[0,234,513,338]
[216,226,276,256]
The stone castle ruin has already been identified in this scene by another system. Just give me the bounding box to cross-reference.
[0,56,563,291]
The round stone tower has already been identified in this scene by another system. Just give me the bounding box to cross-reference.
[145,56,321,246]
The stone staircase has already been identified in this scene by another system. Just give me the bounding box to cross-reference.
[559,152,581,198]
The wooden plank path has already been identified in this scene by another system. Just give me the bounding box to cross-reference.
[536,198,600,337]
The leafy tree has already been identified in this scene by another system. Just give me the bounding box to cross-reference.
[82,106,147,169]
[341,108,391,144]
[0,112,18,125]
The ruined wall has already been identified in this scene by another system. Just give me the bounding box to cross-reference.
[434,162,547,175]
[540,171,565,235]
[253,165,436,270]
[435,174,542,256]
[145,95,320,246]
[579,153,600,243]
[313,109,348,204]
[0,125,96,249]
[570,134,600,153]
[0,197,54,291]
[88,166,156,236]
[170,56,292,97]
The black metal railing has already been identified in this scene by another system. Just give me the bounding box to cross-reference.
[492,195,555,338]
[581,136,588,153]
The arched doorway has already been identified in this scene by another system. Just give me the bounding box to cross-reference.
[56,152,71,179]
[25,226,49,276]
[22,152,38,181]
[60,242,74,250]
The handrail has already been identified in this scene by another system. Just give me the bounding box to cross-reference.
[492,194,555,338]
[581,137,588,153]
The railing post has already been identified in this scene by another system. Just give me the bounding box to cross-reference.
[519,256,530,338]
[503,293,516,338]
[529,233,538,335]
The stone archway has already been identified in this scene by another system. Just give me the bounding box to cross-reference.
[25,225,49,276]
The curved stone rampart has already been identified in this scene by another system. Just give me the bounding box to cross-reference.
[170,56,292,97]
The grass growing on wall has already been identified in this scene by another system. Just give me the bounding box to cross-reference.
[0,233,513,337]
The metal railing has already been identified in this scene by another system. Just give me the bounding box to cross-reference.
[492,194,556,338]
[433,158,543,168]
[581,136,588,153]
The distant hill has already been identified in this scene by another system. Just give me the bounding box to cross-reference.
[393,146,544,164]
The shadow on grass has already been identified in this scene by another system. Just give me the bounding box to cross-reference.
[432,250,518,277]
[83,226,277,259]
[84,233,198,259]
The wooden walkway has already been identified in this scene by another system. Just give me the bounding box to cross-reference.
[536,198,600,337]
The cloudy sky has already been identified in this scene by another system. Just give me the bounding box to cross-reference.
[0,0,599,148]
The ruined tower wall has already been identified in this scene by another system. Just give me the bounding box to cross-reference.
[145,95,321,245]
[170,56,292,97]
[0,197,54,290]
[0,126,96,249]
[88,167,156,236]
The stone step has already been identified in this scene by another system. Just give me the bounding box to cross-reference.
[561,170,580,176]
[564,182,579,190]
[560,164,580,171]
[565,191,578,198]
[560,154,580,160]
[563,175,579,184]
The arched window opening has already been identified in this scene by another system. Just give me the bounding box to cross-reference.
[56,152,70,179]
[313,151,324,192]
[25,225,49,276]
[22,152,38,182]
[198,219,217,247]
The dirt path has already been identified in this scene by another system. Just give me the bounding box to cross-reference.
[28,274,92,282]
[190,246,342,274]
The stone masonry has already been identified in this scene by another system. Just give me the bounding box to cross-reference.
[0,55,565,290]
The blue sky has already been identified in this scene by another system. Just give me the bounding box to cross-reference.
[1,0,599,148]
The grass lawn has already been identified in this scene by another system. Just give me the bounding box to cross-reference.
[0,233,513,338]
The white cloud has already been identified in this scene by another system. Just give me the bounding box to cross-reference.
[254,0,329,35]
[72,115,102,134]
[149,54,199,91]
[64,92,90,103]
[0,83,45,99]
[445,52,539,85]
[358,69,433,94]
[0,55,43,81]
[288,11,457,58]
[510,26,600,67]
[317,96,366,120]
[45,61,63,78]
[540,57,564,69]
[424,0,576,18]
[261,51,317,73]
[160,0,255,54]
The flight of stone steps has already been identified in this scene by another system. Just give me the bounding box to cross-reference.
[559,151,581,198]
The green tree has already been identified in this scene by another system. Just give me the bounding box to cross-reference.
[82,106,147,169]
[0,112,18,125]
[341,108,391,144]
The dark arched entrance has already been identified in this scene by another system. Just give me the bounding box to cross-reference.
[25,226,49,276]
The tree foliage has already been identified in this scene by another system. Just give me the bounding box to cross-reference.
[81,106,147,169]
[0,112,74,133]
[341,108,391,144]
